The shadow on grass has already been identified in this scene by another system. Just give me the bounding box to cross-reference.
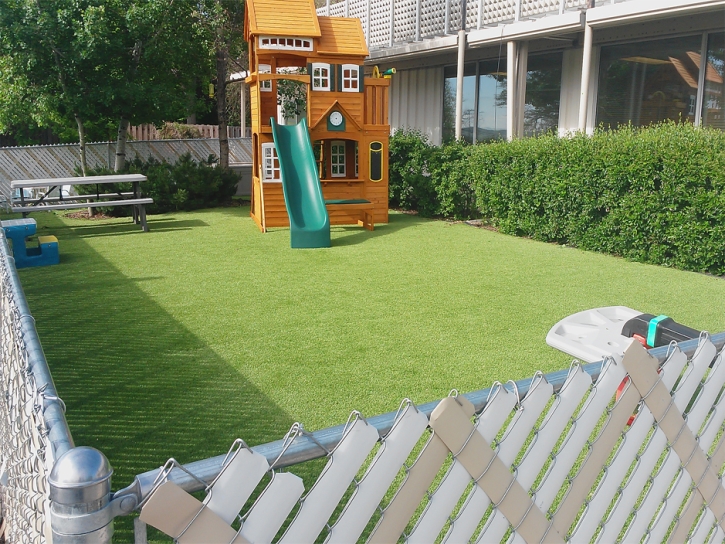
[262,212,428,246]
[50,217,209,238]
[16,213,294,542]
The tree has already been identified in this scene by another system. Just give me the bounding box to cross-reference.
[0,0,212,172]
[198,0,246,169]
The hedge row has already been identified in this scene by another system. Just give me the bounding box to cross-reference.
[79,154,239,215]
[389,122,725,275]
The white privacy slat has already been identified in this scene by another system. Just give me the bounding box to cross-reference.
[690,509,716,543]
[204,448,270,525]
[241,472,305,544]
[409,386,517,544]
[648,348,725,542]
[534,355,626,512]
[707,524,724,543]
[481,365,591,543]
[446,375,552,543]
[619,339,717,541]
[139,481,244,543]
[328,404,429,543]
[597,347,692,542]
[280,417,380,544]
[571,348,688,542]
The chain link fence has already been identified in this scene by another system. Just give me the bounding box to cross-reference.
[0,229,73,543]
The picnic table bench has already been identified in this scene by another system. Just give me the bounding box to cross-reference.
[11,174,153,232]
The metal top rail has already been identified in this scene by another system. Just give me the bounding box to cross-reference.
[129,331,725,501]
[0,231,74,458]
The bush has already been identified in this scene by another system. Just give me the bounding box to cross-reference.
[389,122,725,275]
[77,153,239,215]
[157,123,203,139]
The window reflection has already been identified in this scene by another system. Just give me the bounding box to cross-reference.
[702,33,724,130]
[478,60,507,141]
[524,54,562,137]
[443,64,477,143]
[597,36,703,128]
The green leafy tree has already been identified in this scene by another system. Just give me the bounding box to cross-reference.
[0,0,212,172]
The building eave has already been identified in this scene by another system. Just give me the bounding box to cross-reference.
[467,11,585,47]
[586,0,725,27]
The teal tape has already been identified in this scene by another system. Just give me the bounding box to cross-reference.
[647,315,669,347]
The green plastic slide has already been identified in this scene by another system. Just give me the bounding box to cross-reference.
[271,118,331,248]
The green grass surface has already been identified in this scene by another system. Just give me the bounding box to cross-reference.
[12,206,725,541]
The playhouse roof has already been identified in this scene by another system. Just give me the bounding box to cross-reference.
[246,0,321,39]
[316,17,369,57]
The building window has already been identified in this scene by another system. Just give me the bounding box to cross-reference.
[596,35,704,129]
[342,64,360,92]
[331,141,346,177]
[702,32,724,130]
[477,60,507,142]
[312,63,331,91]
[444,55,562,143]
[259,36,313,51]
[524,54,562,137]
[261,143,280,181]
[259,64,272,92]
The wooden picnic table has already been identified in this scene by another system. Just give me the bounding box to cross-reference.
[11,174,153,232]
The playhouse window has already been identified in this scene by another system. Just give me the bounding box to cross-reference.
[331,141,346,177]
[342,65,360,92]
[259,64,272,92]
[312,63,331,91]
[261,143,281,181]
[259,36,313,51]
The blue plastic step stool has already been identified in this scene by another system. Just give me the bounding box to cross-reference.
[1,218,60,268]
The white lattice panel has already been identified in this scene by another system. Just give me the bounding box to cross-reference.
[420,0,447,37]
[393,0,418,43]
[328,1,346,16]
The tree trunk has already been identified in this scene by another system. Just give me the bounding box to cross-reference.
[216,44,229,169]
[115,118,130,172]
[75,115,87,176]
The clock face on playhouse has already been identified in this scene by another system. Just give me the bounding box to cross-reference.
[328,111,345,131]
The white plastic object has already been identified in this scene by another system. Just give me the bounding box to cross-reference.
[546,306,642,363]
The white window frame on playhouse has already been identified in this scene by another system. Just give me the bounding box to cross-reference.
[312,63,331,91]
[259,64,272,92]
[341,64,360,92]
[259,36,313,51]
[261,143,281,181]
[330,141,346,177]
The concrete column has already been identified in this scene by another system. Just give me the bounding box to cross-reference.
[455,29,467,141]
[516,41,529,137]
[507,41,517,140]
[578,23,594,132]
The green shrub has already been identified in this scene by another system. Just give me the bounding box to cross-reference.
[389,122,725,275]
[77,153,239,215]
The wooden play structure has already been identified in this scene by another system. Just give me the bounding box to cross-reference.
[245,0,390,233]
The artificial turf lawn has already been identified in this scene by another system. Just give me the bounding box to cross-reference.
[12,205,725,541]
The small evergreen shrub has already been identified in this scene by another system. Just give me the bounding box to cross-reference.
[389,122,725,275]
[77,154,239,214]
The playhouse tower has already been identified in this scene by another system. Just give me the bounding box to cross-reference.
[245,0,390,232]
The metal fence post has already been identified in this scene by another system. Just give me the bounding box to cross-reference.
[49,447,135,543]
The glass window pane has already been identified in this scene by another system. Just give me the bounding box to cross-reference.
[702,32,724,130]
[597,35,703,129]
[525,53,562,137]
[477,59,507,142]
[443,63,477,143]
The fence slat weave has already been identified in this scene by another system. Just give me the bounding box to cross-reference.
[139,337,725,543]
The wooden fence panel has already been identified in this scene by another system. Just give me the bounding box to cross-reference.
[0,139,252,201]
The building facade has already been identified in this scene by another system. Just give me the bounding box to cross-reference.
[318,0,724,144]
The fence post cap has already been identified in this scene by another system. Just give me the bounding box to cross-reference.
[49,446,113,504]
